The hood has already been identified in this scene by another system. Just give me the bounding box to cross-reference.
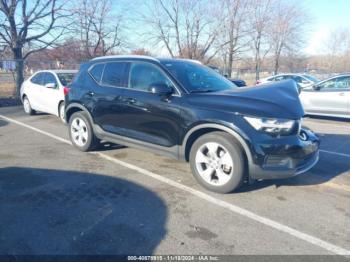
[187,80,305,119]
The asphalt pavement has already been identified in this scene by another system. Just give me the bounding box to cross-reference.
[0,106,349,256]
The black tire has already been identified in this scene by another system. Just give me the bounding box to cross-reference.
[23,96,36,115]
[58,102,66,123]
[68,111,100,151]
[189,131,245,193]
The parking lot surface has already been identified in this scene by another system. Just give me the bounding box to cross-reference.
[0,106,349,255]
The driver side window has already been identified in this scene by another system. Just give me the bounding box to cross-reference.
[129,62,173,92]
[31,73,45,86]
[43,73,58,88]
[318,76,350,89]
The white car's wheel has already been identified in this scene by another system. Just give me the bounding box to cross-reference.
[23,96,35,115]
[58,102,66,123]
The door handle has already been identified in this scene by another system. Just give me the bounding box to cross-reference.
[339,93,345,96]
[86,91,95,96]
[126,98,136,104]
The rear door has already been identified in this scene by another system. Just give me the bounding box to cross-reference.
[90,61,129,133]
[303,76,349,116]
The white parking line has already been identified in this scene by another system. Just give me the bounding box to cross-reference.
[1,114,350,256]
[320,150,350,158]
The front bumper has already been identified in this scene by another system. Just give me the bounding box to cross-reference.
[249,128,320,180]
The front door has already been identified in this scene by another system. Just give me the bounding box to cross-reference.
[305,76,350,116]
[41,72,61,116]
[118,61,182,147]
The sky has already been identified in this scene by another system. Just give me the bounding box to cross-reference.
[303,0,350,55]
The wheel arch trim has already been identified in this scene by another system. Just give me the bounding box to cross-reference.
[65,103,94,124]
[180,123,253,164]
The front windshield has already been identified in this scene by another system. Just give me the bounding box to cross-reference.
[303,74,320,83]
[161,61,237,92]
[57,73,76,86]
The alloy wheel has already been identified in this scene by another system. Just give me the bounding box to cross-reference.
[71,117,89,147]
[195,142,234,186]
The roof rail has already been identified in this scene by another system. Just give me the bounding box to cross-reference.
[92,55,159,62]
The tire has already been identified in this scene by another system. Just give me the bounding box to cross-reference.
[23,96,35,115]
[68,111,99,151]
[58,102,66,123]
[189,131,245,193]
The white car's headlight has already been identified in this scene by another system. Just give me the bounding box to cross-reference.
[244,116,296,135]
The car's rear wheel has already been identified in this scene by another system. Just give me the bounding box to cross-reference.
[58,102,66,123]
[23,96,35,115]
[189,131,245,193]
[69,111,99,151]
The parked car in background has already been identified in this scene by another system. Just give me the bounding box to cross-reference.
[208,66,246,87]
[20,70,77,122]
[65,55,319,194]
[257,74,320,89]
[300,74,350,119]
[228,78,246,87]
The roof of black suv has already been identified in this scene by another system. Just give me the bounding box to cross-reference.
[91,55,202,65]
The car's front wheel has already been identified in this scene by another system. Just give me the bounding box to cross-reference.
[69,111,99,151]
[23,96,35,115]
[189,132,245,193]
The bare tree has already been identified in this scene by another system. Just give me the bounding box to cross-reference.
[0,0,68,97]
[140,0,221,63]
[73,0,124,59]
[218,0,249,77]
[322,28,350,73]
[247,0,273,81]
[268,1,308,75]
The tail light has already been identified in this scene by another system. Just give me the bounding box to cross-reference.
[63,87,70,96]
[256,80,261,85]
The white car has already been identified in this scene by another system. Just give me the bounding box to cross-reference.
[300,74,350,119]
[20,70,77,122]
[257,74,319,89]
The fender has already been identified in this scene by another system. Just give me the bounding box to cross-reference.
[180,123,253,164]
[65,103,95,125]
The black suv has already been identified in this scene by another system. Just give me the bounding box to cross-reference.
[65,55,320,193]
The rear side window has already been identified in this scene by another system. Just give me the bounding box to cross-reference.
[89,63,105,83]
[101,62,128,87]
[275,75,286,81]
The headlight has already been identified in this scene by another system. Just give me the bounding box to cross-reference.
[244,116,296,135]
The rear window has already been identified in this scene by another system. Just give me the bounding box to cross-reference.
[89,63,105,83]
[101,62,128,87]
[57,73,75,86]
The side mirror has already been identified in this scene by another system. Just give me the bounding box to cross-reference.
[150,83,174,96]
[312,85,321,91]
[45,82,56,89]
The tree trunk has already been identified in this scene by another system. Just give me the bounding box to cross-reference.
[227,51,233,78]
[13,47,24,99]
[273,56,279,75]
